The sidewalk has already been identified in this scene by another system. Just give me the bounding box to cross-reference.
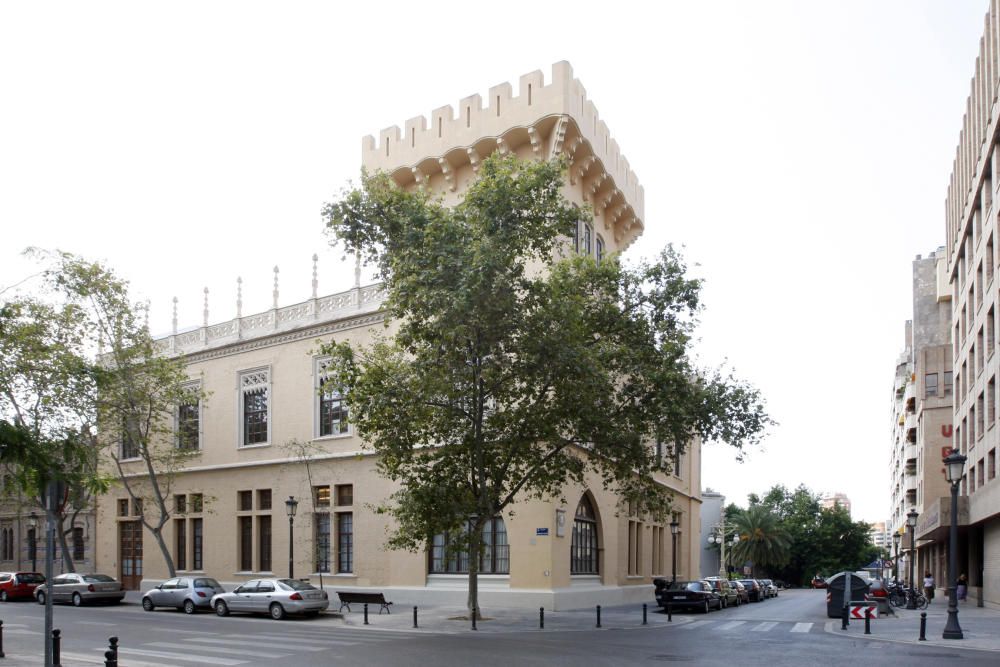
[824,599,1000,652]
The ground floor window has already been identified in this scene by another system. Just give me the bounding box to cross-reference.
[258,516,272,572]
[571,496,599,575]
[175,520,186,570]
[315,513,331,572]
[192,519,203,570]
[430,517,508,574]
[337,512,353,573]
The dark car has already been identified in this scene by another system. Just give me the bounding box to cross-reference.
[705,578,740,608]
[0,572,45,601]
[730,580,750,604]
[653,579,722,613]
[738,579,765,602]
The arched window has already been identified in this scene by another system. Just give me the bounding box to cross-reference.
[583,223,593,256]
[596,235,605,261]
[571,496,599,574]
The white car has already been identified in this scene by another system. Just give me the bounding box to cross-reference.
[211,578,328,620]
[760,579,778,598]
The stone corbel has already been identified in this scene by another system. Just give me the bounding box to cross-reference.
[571,154,597,185]
[496,136,510,156]
[588,173,608,199]
[438,158,456,192]
[527,126,542,157]
[549,115,570,159]
[467,147,481,174]
[411,167,427,189]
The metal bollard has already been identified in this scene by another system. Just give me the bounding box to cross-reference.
[0,618,5,658]
[104,650,115,667]
[471,607,477,631]
[864,607,871,635]
[667,603,672,622]
[919,612,927,641]
[109,636,119,666]
[841,605,849,630]
[596,604,602,628]
[539,607,544,629]
[52,629,61,667]
[413,606,418,629]
[643,603,648,625]
[364,603,369,625]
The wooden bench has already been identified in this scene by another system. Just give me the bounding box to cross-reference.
[336,591,393,614]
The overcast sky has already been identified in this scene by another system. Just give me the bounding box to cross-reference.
[0,1,989,524]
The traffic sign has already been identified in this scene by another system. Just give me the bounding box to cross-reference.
[849,601,877,619]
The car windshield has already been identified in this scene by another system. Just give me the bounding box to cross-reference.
[277,579,316,591]
[17,573,44,584]
[194,578,221,589]
[82,575,115,583]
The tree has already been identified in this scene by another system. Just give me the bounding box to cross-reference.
[39,251,204,578]
[730,504,791,576]
[321,153,771,616]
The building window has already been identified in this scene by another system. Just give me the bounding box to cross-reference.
[238,516,253,571]
[987,236,995,286]
[944,371,954,396]
[258,516,272,572]
[27,528,36,566]
[175,519,187,570]
[118,499,129,517]
[257,489,272,511]
[121,417,140,460]
[627,512,642,576]
[572,220,580,252]
[978,459,985,487]
[989,307,996,357]
[177,382,201,450]
[314,485,331,508]
[671,443,683,478]
[652,525,665,576]
[596,235,605,262]
[175,495,186,514]
[192,518,203,570]
[990,377,996,426]
[315,513,331,573]
[571,496,599,575]
[925,373,938,398]
[132,498,143,516]
[240,368,270,447]
[1,527,11,561]
[989,449,996,481]
[977,395,984,438]
[190,493,203,513]
[583,223,593,256]
[238,490,253,512]
[72,526,84,561]
[337,513,353,574]
[336,484,353,507]
[430,517,509,574]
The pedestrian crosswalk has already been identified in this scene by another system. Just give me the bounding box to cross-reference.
[678,619,818,635]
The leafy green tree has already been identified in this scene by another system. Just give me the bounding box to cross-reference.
[731,504,790,576]
[321,154,771,615]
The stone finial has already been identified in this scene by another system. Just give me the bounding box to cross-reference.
[273,266,280,309]
[236,277,243,318]
[354,252,361,288]
[312,254,319,299]
[172,296,178,335]
[203,287,209,327]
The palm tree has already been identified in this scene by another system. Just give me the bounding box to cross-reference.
[730,505,791,577]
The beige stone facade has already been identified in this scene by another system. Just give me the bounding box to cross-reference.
[93,62,702,609]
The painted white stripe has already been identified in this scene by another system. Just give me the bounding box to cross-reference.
[751,622,778,632]
[112,647,248,665]
[77,620,118,626]
[680,620,713,630]
[146,642,287,658]
[717,621,746,630]
[185,636,333,651]
[221,632,366,646]
[68,651,170,667]
[791,622,813,633]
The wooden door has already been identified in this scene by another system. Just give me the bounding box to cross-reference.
[118,521,143,590]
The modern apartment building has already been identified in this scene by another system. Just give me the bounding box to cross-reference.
[889,251,953,591]
[935,0,1000,608]
[819,492,852,516]
[93,62,704,609]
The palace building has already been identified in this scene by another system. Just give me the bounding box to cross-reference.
[93,62,703,609]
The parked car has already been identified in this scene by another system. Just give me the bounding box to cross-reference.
[35,573,125,606]
[730,580,750,604]
[760,578,778,598]
[705,578,740,607]
[653,579,722,613]
[142,577,226,614]
[0,572,45,601]
[211,578,329,620]
[737,579,765,602]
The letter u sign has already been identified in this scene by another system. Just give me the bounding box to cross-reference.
[941,424,954,437]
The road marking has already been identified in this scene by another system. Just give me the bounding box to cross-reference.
[109,647,249,665]
[185,636,333,651]
[750,622,778,632]
[791,622,813,633]
[146,642,287,659]
[680,620,713,630]
[717,621,746,630]
[77,620,118,626]
[221,632,368,646]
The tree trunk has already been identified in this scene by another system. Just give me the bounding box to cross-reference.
[150,524,177,578]
[467,519,481,620]
[54,514,75,573]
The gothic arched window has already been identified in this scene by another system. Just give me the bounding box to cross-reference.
[571,496,599,574]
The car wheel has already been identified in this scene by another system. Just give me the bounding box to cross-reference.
[215,600,229,617]
[183,599,196,615]
[269,602,286,620]
[142,597,155,612]
[1,590,7,602]
[721,598,727,609]
[72,592,83,607]
[36,591,45,605]
[702,600,710,614]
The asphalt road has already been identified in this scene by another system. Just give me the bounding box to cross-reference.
[0,589,996,666]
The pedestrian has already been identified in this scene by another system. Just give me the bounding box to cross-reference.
[923,572,935,602]
[957,573,968,602]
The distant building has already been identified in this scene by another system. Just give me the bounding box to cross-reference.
[868,521,889,549]
[700,490,725,578]
[819,492,852,515]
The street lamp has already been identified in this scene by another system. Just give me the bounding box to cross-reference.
[906,509,918,609]
[942,449,967,640]
[669,519,679,584]
[892,531,900,584]
[28,512,38,572]
[285,496,298,578]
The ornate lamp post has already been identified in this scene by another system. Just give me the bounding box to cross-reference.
[906,508,918,609]
[669,519,679,584]
[942,449,967,640]
[892,531,900,584]
[285,496,298,578]
[707,517,734,580]
[29,512,38,572]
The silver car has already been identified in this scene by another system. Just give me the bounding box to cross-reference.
[142,577,225,614]
[35,573,125,606]
[211,578,329,620]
